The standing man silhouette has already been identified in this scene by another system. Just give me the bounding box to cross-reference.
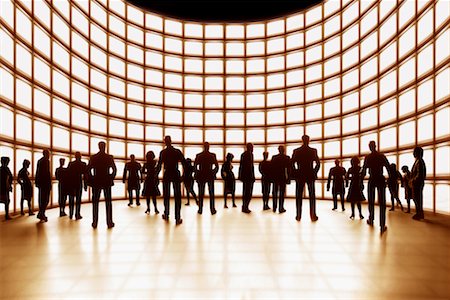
[271,145,291,213]
[361,141,390,233]
[87,141,117,229]
[0,157,13,220]
[36,149,51,222]
[67,152,87,220]
[156,136,185,225]
[239,143,255,213]
[194,142,219,215]
[259,151,272,211]
[411,146,426,220]
[292,135,320,222]
[327,159,346,211]
[123,154,142,207]
[55,158,69,217]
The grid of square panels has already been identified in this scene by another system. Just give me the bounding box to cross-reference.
[0,0,449,213]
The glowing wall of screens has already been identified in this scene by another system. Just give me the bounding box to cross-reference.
[0,0,449,213]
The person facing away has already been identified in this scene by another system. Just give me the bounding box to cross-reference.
[271,145,291,214]
[346,156,365,220]
[156,136,185,225]
[55,158,69,217]
[182,158,198,206]
[87,141,117,229]
[35,149,52,222]
[411,146,426,220]
[221,153,236,208]
[291,135,320,222]
[361,141,390,233]
[0,156,13,220]
[18,159,34,216]
[238,143,255,213]
[387,163,404,212]
[194,142,219,215]
[259,151,272,211]
[327,159,346,212]
[67,152,87,220]
[142,151,160,215]
[123,154,142,207]
[401,165,413,213]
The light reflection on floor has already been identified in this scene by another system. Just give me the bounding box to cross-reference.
[0,199,449,299]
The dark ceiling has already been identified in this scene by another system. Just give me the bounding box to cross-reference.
[127,0,323,23]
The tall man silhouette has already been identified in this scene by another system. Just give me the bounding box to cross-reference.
[67,152,87,220]
[87,141,117,229]
[292,135,320,222]
[411,146,426,220]
[239,143,255,213]
[327,159,346,211]
[361,141,390,233]
[271,145,291,213]
[36,149,52,222]
[156,136,185,225]
[194,142,219,215]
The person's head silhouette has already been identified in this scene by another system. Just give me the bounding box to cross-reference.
[369,141,376,152]
[186,158,192,164]
[43,149,50,159]
[59,158,65,167]
[278,145,285,155]
[98,141,106,153]
[413,146,423,158]
[246,143,253,153]
[203,142,210,152]
[302,135,310,146]
[401,165,409,173]
[164,136,172,147]
[75,151,82,161]
[262,151,268,160]
[226,153,234,162]
[130,154,135,162]
[390,163,397,172]
[334,159,340,166]
[351,156,360,167]
[1,156,9,167]
[146,151,155,161]
[23,159,30,169]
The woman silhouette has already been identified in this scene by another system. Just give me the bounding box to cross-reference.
[346,156,365,220]
[142,151,160,214]
[221,153,236,208]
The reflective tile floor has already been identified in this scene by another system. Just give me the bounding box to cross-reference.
[1,199,449,299]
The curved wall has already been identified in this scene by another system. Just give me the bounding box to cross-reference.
[0,0,449,213]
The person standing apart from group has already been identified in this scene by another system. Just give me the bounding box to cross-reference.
[411,146,426,220]
[239,143,255,213]
[271,145,291,213]
[123,154,142,207]
[0,157,13,220]
[327,159,346,212]
[36,149,52,222]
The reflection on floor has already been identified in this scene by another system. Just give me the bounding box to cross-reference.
[0,199,449,299]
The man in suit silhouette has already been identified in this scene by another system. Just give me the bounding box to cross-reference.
[156,136,185,225]
[361,141,390,233]
[87,141,117,229]
[411,146,426,220]
[55,158,68,217]
[123,154,142,207]
[239,143,255,213]
[194,142,219,215]
[36,149,52,222]
[292,135,320,222]
[259,151,272,211]
[327,159,346,211]
[271,145,291,213]
[0,157,13,220]
[67,152,87,220]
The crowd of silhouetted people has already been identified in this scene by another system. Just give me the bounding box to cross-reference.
[0,135,427,233]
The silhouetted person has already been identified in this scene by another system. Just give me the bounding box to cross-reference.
[411,146,426,220]
[55,158,69,217]
[361,141,390,233]
[142,151,160,214]
[401,165,413,213]
[388,163,404,211]
[292,135,320,222]
[87,142,117,229]
[221,153,236,208]
[36,149,51,222]
[18,159,34,216]
[346,156,365,220]
[194,142,219,215]
[156,136,185,225]
[123,154,142,207]
[327,159,346,211]
[239,143,255,213]
[67,152,87,220]
[259,151,272,211]
[0,157,13,220]
[182,158,197,206]
[271,146,291,213]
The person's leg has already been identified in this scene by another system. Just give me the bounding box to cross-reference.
[68,194,74,218]
[350,202,355,218]
[21,197,25,215]
[174,181,182,222]
[389,185,395,211]
[146,195,150,213]
[198,181,205,213]
[367,181,375,224]
[378,183,387,232]
[307,181,318,220]
[406,198,410,213]
[153,195,159,213]
[417,184,424,218]
[185,183,190,205]
[136,188,140,206]
[37,188,43,219]
[272,183,278,212]
[75,189,82,219]
[340,192,345,211]
[247,181,254,211]
[91,188,100,228]
[279,183,286,212]
[332,192,338,210]
[128,188,133,206]
[357,202,363,218]
[242,182,248,211]
[105,187,114,227]
[43,188,50,220]
[295,180,305,220]
[27,199,34,215]
[208,181,216,214]
[163,180,170,218]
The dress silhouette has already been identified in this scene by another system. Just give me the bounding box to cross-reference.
[35,150,52,222]
[87,142,117,229]
[182,158,197,206]
[142,151,160,214]
[156,136,185,225]
[327,159,346,211]
[259,152,272,211]
[194,142,219,215]
[67,152,87,220]
[123,154,142,207]
[387,163,404,211]
[361,141,389,233]
[291,135,320,222]
[238,143,255,213]
[346,156,365,219]
[221,153,236,208]
[411,146,426,220]
[18,159,34,216]
[0,157,13,220]
[55,158,69,217]
[271,146,291,213]
[401,165,413,213]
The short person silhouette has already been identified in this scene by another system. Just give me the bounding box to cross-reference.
[18,159,34,216]
[123,154,142,207]
[0,157,13,220]
[327,159,346,211]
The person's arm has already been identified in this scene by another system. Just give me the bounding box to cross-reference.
[111,157,117,180]
[361,157,368,179]
[383,156,391,179]
[82,164,88,191]
[313,149,320,177]
[7,169,13,191]
[155,151,163,176]
[122,164,127,183]
[326,169,332,191]
[345,170,350,188]
[213,154,219,175]
[238,153,244,181]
